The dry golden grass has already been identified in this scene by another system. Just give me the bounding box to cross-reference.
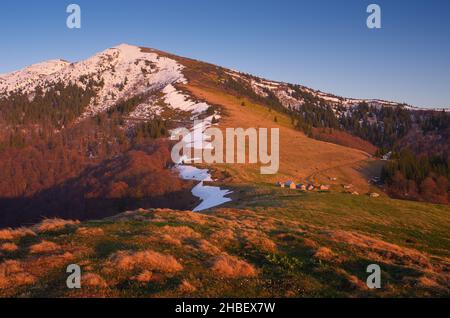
[160,234,183,247]
[185,84,371,188]
[131,270,154,283]
[2,251,90,295]
[82,273,108,288]
[0,227,35,240]
[325,230,431,269]
[33,218,80,233]
[29,241,61,254]
[313,247,339,262]
[109,250,183,273]
[335,268,368,290]
[240,230,277,253]
[167,211,209,225]
[178,279,197,293]
[0,242,19,252]
[153,225,205,248]
[302,238,319,249]
[211,253,257,278]
[192,239,222,255]
[161,225,201,238]
[0,203,447,297]
[76,227,105,236]
[210,228,236,243]
[0,260,36,289]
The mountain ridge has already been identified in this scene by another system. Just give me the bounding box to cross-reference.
[1,44,447,112]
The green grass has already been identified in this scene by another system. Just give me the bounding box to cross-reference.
[223,183,450,258]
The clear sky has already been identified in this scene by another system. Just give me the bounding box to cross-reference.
[0,0,449,108]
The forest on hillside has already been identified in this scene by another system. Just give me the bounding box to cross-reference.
[221,75,449,204]
[0,89,185,227]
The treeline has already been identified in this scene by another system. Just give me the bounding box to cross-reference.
[107,95,145,117]
[339,103,412,148]
[286,84,342,136]
[0,81,100,128]
[221,75,413,149]
[379,111,449,204]
[382,149,449,204]
[0,80,101,151]
[0,92,171,198]
[133,119,169,143]
[221,76,286,112]
[421,110,449,133]
[0,139,195,228]
[290,104,340,136]
[288,100,412,150]
[0,117,127,198]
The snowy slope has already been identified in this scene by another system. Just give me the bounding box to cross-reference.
[0,60,70,94]
[0,44,204,119]
[163,84,210,114]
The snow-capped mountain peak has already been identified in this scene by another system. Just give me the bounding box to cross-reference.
[0,59,70,94]
[0,44,193,118]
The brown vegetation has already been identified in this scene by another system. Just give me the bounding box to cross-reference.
[311,127,377,155]
[211,253,257,278]
[109,250,183,273]
[325,230,432,269]
[178,279,197,293]
[0,140,197,228]
[33,219,80,233]
[0,260,36,289]
[240,230,277,253]
[29,241,61,254]
[82,273,108,288]
[131,270,154,283]
[0,205,448,297]
[0,243,19,252]
[313,247,340,262]
[0,227,35,240]
[76,227,105,236]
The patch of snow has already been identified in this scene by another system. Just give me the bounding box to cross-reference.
[170,114,220,152]
[176,165,232,212]
[162,84,210,114]
[191,183,232,211]
[177,165,212,182]
[253,80,279,90]
[127,96,162,121]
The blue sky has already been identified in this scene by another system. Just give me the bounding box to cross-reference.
[0,0,449,108]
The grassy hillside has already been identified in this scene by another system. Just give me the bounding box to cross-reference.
[1,191,448,297]
[185,83,373,189]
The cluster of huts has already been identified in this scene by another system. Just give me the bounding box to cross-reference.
[276,181,330,191]
[276,181,381,198]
